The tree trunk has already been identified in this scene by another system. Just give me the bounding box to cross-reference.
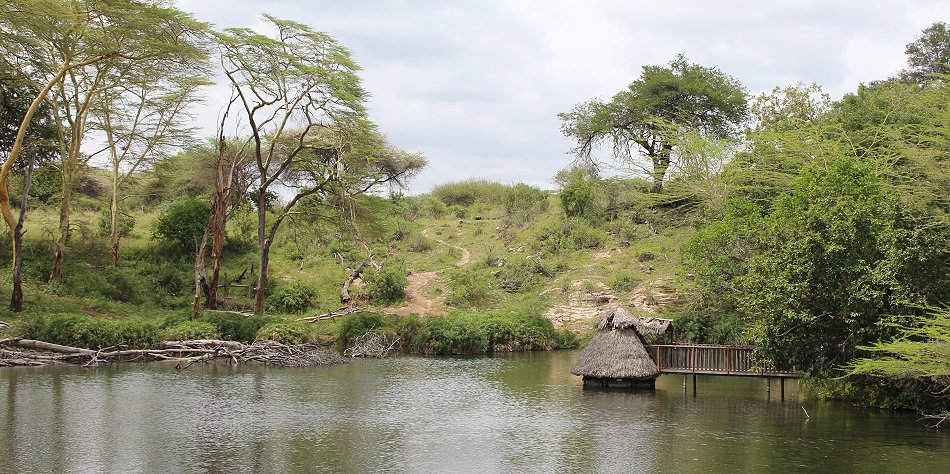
[49,164,73,284]
[651,147,672,194]
[109,159,120,267]
[11,150,37,312]
[254,239,270,315]
[192,224,211,319]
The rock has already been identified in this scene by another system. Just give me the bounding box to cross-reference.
[637,252,655,262]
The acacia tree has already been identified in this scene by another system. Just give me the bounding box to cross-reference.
[95,66,208,267]
[0,0,209,286]
[559,54,747,193]
[1,64,57,311]
[218,16,424,314]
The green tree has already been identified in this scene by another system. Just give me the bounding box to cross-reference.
[742,157,950,376]
[0,0,209,286]
[846,307,950,426]
[559,54,747,193]
[218,15,425,314]
[899,21,950,84]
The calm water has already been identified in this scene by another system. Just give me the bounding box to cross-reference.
[1,351,947,473]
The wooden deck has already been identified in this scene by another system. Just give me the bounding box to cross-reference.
[649,344,799,378]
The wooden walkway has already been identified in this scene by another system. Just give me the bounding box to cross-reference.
[650,344,799,378]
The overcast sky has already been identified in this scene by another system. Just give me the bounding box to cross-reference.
[175,0,950,193]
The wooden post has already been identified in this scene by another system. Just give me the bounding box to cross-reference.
[781,378,785,401]
[766,377,771,398]
[692,373,697,397]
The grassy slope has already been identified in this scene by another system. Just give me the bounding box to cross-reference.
[0,191,700,347]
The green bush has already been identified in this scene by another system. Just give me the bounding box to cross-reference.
[556,167,601,219]
[409,312,571,355]
[534,217,605,254]
[270,282,318,313]
[13,313,161,349]
[97,208,135,238]
[608,270,641,292]
[448,204,468,219]
[153,198,210,252]
[446,267,496,309]
[338,312,398,348]
[503,183,549,224]
[199,313,270,342]
[432,179,508,206]
[163,321,221,341]
[366,261,408,305]
[411,314,489,355]
[256,321,310,344]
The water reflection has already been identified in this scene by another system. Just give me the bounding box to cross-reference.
[1,352,947,473]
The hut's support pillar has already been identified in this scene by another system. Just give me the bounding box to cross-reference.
[780,378,785,401]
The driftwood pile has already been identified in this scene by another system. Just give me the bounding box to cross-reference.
[343,331,398,358]
[0,337,344,368]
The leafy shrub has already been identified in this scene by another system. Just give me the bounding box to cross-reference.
[608,271,641,292]
[411,314,489,355]
[153,198,210,252]
[199,313,270,342]
[503,183,549,224]
[408,312,571,355]
[534,218,605,254]
[446,267,496,309]
[432,179,508,206]
[270,282,318,313]
[13,313,161,349]
[675,312,746,345]
[556,167,600,219]
[97,209,135,238]
[407,233,433,252]
[338,312,401,348]
[256,321,310,344]
[366,261,408,305]
[448,204,468,219]
[163,321,220,341]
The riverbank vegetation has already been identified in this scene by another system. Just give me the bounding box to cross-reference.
[0,1,948,423]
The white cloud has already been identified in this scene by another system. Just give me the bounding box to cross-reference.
[173,0,946,193]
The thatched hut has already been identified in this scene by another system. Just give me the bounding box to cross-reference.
[571,307,660,388]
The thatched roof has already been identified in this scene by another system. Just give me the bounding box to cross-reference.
[570,327,658,381]
[594,307,672,335]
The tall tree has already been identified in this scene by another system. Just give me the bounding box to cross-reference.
[95,65,208,267]
[1,65,56,311]
[0,0,209,285]
[218,15,424,314]
[899,21,950,84]
[559,54,747,193]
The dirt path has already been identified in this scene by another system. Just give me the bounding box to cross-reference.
[384,229,472,316]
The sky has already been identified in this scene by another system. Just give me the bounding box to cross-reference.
[175,0,950,193]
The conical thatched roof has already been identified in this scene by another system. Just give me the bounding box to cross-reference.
[595,307,672,335]
[572,309,659,381]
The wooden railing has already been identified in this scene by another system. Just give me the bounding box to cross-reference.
[650,344,798,378]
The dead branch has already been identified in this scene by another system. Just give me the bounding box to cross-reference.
[341,261,366,303]
[343,330,398,358]
[299,305,364,322]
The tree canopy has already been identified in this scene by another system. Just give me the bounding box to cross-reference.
[559,54,747,192]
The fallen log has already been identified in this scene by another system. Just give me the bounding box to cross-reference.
[0,338,345,368]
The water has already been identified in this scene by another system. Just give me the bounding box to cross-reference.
[1,351,947,473]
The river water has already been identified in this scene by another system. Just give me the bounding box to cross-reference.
[1,350,947,473]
